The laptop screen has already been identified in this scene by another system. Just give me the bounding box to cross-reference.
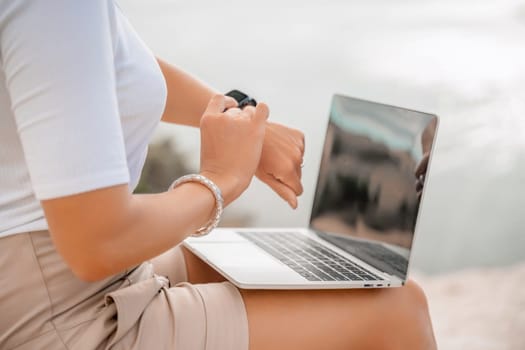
[309,95,438,280]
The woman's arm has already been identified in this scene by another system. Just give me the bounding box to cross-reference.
[157,57,216,126]
[42,96,269,282]
[157,58,305,208]
[43,182,217,282]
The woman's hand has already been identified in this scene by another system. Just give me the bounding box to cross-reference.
[199,95,270,206]
[256,122,305,209]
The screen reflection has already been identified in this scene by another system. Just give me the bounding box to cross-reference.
[310,95,437,279]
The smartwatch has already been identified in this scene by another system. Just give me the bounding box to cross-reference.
[225,90,257,109]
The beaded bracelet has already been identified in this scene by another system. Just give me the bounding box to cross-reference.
[168,174,223,237]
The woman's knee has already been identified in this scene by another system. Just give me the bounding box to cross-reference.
[402,279,431,313]
[379,280,436,350]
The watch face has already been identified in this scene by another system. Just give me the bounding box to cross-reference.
[225,90,249,103]
[225,90,257,108]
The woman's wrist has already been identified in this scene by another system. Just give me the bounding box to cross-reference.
[199,170,247,207]
[169,174,223,236]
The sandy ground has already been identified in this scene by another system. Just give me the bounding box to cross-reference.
[415,262,525,350]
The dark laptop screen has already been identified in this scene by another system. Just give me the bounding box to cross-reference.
[309,95,438,280]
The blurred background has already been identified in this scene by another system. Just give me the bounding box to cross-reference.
[121,0,525,273]
[120,0,525,348]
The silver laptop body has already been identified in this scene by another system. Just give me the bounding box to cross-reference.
[185,94,439,289]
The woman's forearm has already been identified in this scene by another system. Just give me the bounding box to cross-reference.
[157,57,217,127]
[42,173,240,282]
[156,58,306,210]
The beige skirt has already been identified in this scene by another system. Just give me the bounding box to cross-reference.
[0,231,249,350]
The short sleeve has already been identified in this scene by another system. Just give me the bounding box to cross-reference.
[1,0,130,200]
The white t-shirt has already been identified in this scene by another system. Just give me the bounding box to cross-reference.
[0,0,167,237]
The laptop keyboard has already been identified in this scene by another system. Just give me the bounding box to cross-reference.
[320,234,408,277]
[237,231,383,282]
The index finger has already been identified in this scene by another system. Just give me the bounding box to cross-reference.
[204,94,229,115]
[253,102,270,124]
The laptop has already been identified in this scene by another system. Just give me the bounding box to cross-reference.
[184,94,438,289]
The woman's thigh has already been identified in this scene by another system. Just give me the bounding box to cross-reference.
[241,280,436,350]
[153,246,436,350]
[151,244,225,284]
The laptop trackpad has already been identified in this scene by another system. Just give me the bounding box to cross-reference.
[187,242,304,285]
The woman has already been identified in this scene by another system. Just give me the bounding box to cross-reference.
[0,1,436,349]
